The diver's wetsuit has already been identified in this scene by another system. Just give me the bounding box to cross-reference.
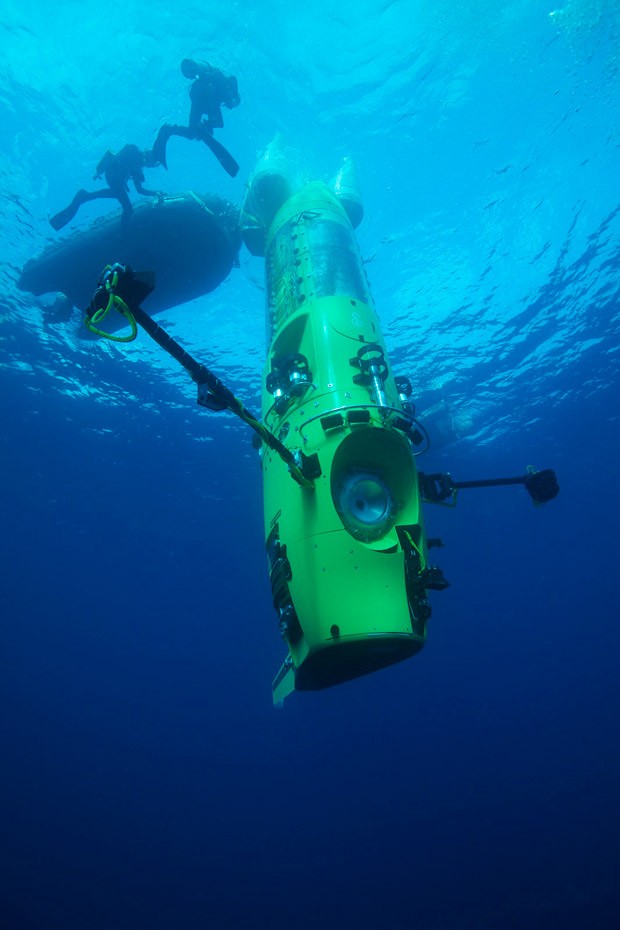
[151,60,240,170]
[187,61,239,131]
[96,144,156,212]
[50,144,160,231]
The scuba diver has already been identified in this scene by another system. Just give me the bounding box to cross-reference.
[49,144,162,231]
[150,59,240,178]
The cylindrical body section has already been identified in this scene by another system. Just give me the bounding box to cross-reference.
[261,183,432,698]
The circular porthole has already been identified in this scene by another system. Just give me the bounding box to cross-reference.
[337,471,394,541]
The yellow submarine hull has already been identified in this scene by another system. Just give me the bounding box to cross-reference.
[254,178,437,703]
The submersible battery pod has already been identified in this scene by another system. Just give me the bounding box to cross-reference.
[251,173,448,704]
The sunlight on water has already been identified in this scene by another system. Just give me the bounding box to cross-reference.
[1,0,618,453]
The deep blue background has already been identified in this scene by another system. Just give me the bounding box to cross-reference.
[2,363,618,929]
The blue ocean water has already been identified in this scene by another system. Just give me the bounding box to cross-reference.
[1,1,619,927]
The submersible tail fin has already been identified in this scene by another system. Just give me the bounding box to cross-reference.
[272,658,295,707]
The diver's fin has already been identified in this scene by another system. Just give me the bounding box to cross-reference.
[49,190,87,231]
[49,202,79,231]
[203,134,240,178]
[151,127,171,170]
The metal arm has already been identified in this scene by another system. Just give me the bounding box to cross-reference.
[419,468,559,506]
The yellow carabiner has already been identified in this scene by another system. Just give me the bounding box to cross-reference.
[84,294,138,342]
